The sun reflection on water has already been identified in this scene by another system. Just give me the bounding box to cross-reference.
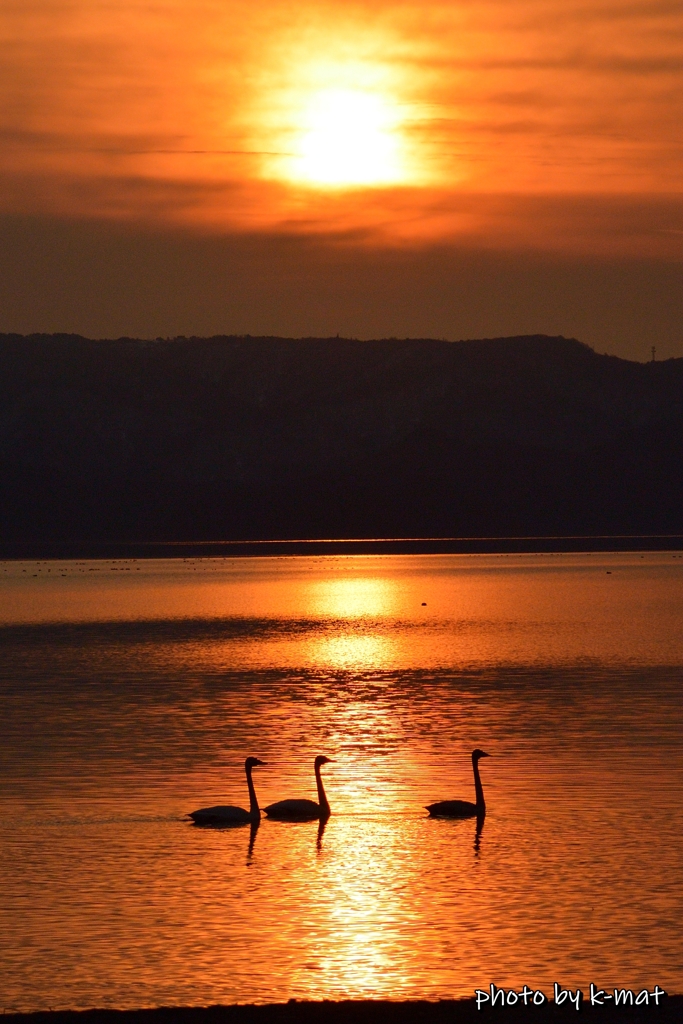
[307,575,399,618]
[280,816,434,1000]
[308,632,394,671]
[2,553,683,1008]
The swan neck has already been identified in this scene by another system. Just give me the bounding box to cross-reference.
[315,762,331,818]
[472,757,486,812]
[245,764,260,821]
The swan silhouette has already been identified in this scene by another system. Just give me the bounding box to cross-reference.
[264,755,333,821]
[189,756,266,825]
[426,749,491,818]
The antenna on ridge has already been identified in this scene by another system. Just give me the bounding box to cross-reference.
[651,346,656,362]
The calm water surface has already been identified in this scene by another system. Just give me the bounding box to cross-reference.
[1,553,682,1010]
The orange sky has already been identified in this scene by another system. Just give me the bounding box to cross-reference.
[2,0,681,246]
[0,0,682,349]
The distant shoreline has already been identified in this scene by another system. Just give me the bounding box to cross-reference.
[4,998,682,1024]
[2,535,683,560]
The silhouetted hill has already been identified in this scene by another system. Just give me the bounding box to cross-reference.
[1,333,682,542]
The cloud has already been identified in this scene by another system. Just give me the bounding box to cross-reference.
[0,0,681,244]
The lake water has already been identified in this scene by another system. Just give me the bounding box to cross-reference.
[1,553,682,1011]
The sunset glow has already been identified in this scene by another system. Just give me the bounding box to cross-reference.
[1,0,680,256]
[1,1,683,347]
[288,88,405,188]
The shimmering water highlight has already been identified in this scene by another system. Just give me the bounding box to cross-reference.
[1,554,681,1011]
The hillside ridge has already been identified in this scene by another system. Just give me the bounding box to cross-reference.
[2,333,681,540]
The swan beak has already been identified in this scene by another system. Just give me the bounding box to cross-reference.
[480,752,491,758]
[255,759,267,766]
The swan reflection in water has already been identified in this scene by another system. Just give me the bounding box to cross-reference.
[189,756,266,826]
[246,820,259,864]
[264,755,334,822]
[474,812,485,855]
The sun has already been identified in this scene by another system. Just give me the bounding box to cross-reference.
[289,88,405,188]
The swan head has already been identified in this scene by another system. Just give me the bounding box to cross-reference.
[315,755,334,768]
[245,757,267,770]
[472,749,491,762]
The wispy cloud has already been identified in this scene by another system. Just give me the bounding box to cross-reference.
[1,0,681,253]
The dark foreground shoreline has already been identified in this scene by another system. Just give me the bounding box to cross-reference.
[2,535,683,561]
[4,999,682,1024]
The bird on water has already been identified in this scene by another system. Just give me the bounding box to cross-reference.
[264,755,334,821]
[189,756,266,825]
[426,748,491,818]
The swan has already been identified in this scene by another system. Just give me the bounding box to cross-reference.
[264,755,334,821]
[426,748,491,818]
[189,756,266,825]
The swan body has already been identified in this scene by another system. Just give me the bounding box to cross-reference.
[265,755,333,821]
[264,798,320,821]
[190,803,252,825]
[190,756,266,825]
[426,748,490,819]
